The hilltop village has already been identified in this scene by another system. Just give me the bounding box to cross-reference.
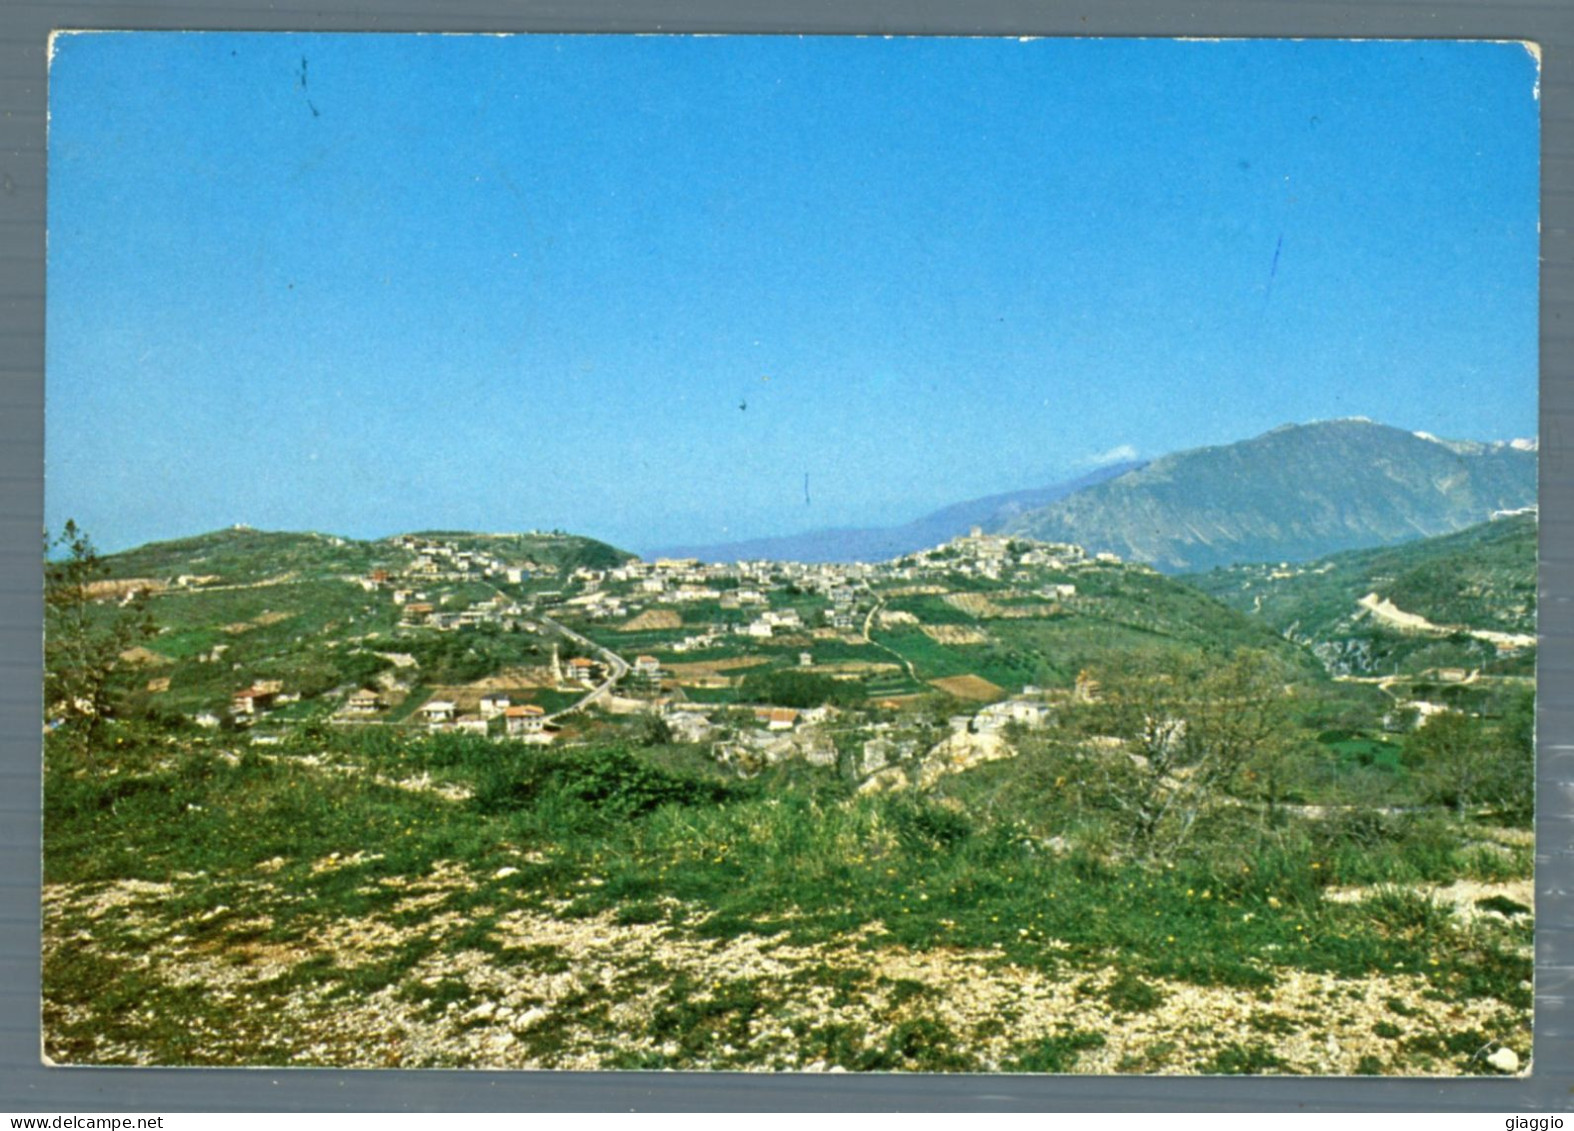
[142,527,1142,789]
[63,502,1538,809]
[92,511,1530,805]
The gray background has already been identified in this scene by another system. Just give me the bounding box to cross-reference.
[2,0,1570,1112]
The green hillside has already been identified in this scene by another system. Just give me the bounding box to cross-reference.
[83,526,635,720]
[872,559,1319,691]
[98,527,394,585]
[1003,420,1536,573]
[1183,514,1536,677]
[564,544,1322,709]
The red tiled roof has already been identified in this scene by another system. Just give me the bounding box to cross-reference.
[754,707,799,724]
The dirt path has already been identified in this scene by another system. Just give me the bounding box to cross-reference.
[863,600,919,682]
[1358,593,1535,651]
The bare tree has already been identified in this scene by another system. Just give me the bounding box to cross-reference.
[1079,650,1294,861]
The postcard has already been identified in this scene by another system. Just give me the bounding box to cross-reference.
[42,32,1539,1074]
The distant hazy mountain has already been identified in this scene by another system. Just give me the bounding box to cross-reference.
[1002,419,1537,573]
[651,462,1144,564]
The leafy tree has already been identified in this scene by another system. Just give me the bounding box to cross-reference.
[1403,710,1489,815]
[1404,705,1531,820]
[1494,687,1536,824]
[44,521,155,761]
[337,649,394,690]
[1500,685,1535,752]
[633,712,673,747]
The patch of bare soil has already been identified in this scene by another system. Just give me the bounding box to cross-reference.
[807,661,900,676]
[664,657,771,677]
[85,578,166,599]
[921,625,990,646]
[928,674,1003,700]
[1322,879,1533,924]
[461,667,557,692]
[620,610,682,632]
[995,604,1060,619]
[943,593,1005,618]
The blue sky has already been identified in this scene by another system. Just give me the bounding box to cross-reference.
[46,34,1540,554]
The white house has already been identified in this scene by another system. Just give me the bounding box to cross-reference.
[419,700,457,726]
[755,707,800,731]
[231,687,277,715]
[505,705,547,736]
[974,699,1053,733]
[346,689,382,714]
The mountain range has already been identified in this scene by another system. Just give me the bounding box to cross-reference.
[661,419,1536,573]
[650,462,1142,564]
[1002,420,1536,572]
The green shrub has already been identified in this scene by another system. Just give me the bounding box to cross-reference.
[886,796,972,855]
[1009,1029,1106,1073]
[1475,895,1531,918]
[1204,1041,1288,1075]
[1104,972,1166,1013]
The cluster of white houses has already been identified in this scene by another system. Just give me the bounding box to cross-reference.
[900,528,1118,581]
[543,532,1114,639]
[365,528,1116,652]
[396,592,530,632]
[207,531,1118,757]
[415,696,555,742]
[386,535,530,583]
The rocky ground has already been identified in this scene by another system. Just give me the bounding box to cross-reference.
[42,861,1532,1075]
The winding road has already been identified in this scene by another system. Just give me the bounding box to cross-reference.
[534,609,631,722]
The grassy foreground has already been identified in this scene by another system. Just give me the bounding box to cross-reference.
[43,725,1532,1074]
